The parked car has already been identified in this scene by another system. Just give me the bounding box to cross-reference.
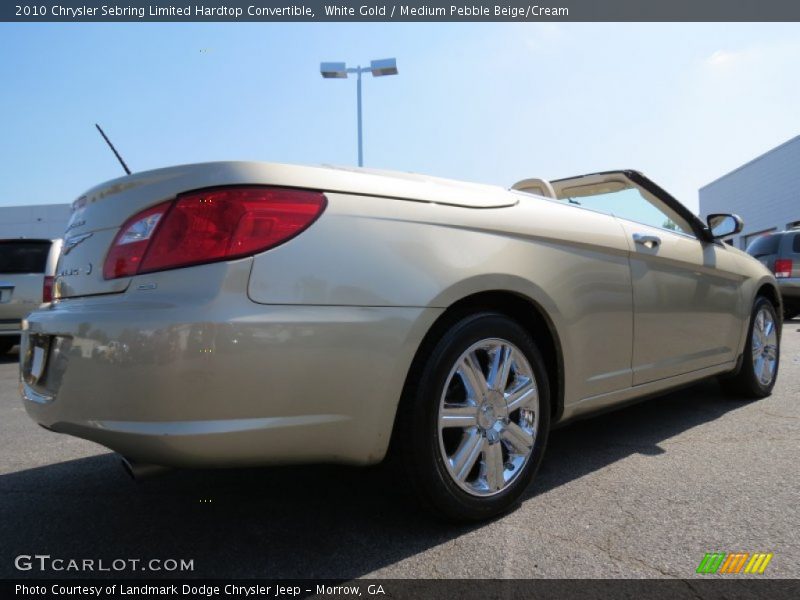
[746,228,800,320]
[0,238,62,355]
[19,163,781,520]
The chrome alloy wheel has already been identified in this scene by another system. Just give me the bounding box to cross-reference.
[437,338,539,497]
[752,307,778,386]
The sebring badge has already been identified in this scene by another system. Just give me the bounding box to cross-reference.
[57,263,92,277]
[63,232,93,255]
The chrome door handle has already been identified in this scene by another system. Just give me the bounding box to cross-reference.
[633,233,661,249]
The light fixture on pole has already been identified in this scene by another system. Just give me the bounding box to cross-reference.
[320,58,398,167]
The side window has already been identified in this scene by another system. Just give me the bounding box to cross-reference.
[560,186,693,235]
[792,233,800,254]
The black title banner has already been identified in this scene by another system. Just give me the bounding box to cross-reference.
[4,0,800,22]
[4,579,800,599]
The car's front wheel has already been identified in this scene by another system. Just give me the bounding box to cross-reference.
[721,296,780,398]
[396,312,551,521]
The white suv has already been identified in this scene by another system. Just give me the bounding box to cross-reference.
[0,238,62,355]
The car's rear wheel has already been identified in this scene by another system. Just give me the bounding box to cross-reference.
[0,337,16,355]
[395,312,551,521]
[721,296,780,399]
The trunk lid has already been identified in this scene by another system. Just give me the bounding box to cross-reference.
[56,161,518,299]
[0,240,50,326]
[0,273,43,328]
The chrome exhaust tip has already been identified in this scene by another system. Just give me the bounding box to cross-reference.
[120,456,170,480]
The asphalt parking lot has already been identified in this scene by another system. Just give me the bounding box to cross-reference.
[1,320,798,580]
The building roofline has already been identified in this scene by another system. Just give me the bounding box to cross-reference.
[699,133,800,191]
[0,202,71,209]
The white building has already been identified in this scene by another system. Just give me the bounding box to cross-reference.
[0,204,71,240]
[700,135,800,250]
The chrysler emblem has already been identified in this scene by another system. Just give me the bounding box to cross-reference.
[63,232,93,255]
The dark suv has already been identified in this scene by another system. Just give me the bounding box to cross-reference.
[746,228,800,320]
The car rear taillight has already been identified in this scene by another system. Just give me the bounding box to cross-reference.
[774,259,792,278]
[103,201,171,279]
[42,276,54,303]
[103,187,326,280]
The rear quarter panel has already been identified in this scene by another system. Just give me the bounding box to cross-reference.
[248,192,635,408]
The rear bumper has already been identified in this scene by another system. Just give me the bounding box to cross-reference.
[0,320,22,336]
[20,292,438,468]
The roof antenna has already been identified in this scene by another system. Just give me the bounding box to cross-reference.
[94,123,131,175]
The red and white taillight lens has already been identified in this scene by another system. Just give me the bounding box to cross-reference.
[103,187,326,280]
[774,259,793,279]
[103,202,170,279]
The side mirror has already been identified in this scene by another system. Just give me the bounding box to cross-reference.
[706,213,743,239]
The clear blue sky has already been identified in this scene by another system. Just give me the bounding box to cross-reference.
[2,22,799,212]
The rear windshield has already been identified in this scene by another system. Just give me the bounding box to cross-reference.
[0,240,51,274]
[746,235,781,257]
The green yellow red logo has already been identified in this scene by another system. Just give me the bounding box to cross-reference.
[696,552,773,574]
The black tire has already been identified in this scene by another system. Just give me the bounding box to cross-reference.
[721,296,780,399]
[0,337,17,355]
[394,312,551,521]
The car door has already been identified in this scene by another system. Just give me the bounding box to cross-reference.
[551,171,745,385]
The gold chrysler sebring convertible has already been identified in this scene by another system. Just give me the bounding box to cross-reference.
[19,163,781,520]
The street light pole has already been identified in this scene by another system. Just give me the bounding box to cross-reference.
[356,66,363,167]
[320,58,398,168]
